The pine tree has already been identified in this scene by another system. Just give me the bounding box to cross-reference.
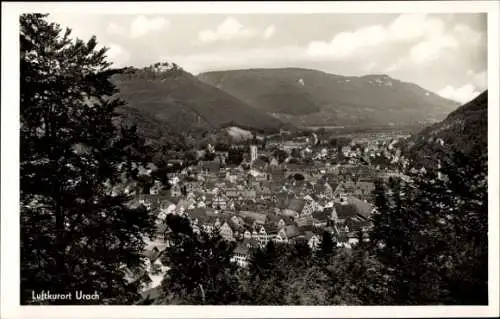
[369,145,488,305]
[160,216,240,305]
[245,241,286,304]
[20,14,155,304]
[316,230,335,261]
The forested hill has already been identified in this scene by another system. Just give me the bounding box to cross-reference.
[112,63,287,139]
[198,68,459,129]
[405,90,487,167]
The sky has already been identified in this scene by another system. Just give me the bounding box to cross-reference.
[46,13,487,104]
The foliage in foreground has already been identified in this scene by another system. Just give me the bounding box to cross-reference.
[20,13,155,304]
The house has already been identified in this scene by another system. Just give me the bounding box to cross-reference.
[219,221,235,241]
[231,243,250,267]
[282,199,306,218]
[312,210,330,228]
[265,224,280,243]
[238,199,257,212]
[277,216,294,229]
[185,190,196,201]
[239,211,267,225]
[333,203,358,226]
[123,265,149,288]
[225,188,241,199]
[333,183,348,202]
[241,190,257,200]
[170,184,182,197]
[253,225,268,246]
[186,207,210,227]
[149,180,163,195]
[352,181,375,200]
[269,157,279,167]
[346,196,375,219]
[225,198,236,210]
[255,200,270,211]
[204,193,214,207]
[212,193,228,210]
[138,198,152,211]
[199,160,221,174]
[250,224,279,246]
[257,186,272,200]
[300,181,316,195]
[196,200,207,208]
[275,225,300,244]
[306,232,321,250]
[252,158,269,171]
[227,219,245,239]
[159,201,176,215]
[142,247,170,291]
[183,180,201,193]
[347,232,360,246]
[345,216,373,234]
[296,215,313,228]
[266,214,292,229]
[323,207,339,223]
[230,215,245,227]
[315,182,334,199]
[301,196,323,216]
[335,232,351,248]
[243,229,252,240]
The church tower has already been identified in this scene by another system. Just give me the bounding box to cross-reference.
[250,145,258,163]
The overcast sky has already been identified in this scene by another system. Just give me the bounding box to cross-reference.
[46,13,487,103]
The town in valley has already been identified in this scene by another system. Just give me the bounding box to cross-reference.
[121,127,416,296]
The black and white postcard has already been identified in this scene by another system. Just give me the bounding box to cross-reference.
[1,1,499,318]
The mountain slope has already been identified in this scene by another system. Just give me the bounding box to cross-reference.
[113,65,286,139]
[198,68,460,128]
[405,91,487,166]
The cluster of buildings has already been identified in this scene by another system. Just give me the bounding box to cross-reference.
[118,131,411,296]
[339,133,411,169]
[138,143,380,266]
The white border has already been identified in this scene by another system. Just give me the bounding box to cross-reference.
[2,1,499,318]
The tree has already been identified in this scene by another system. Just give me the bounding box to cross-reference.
[273,148,288,164]
[329,137,351,149]
[151,167,170,188]
[292,173,305,181]
[244,241,286,304]
[291,148,301,158]
[20,14,155,304]
[160,217,240,305]
[369,146,488,305]
[261,136,268,150]
[203,152,216,161]
[316,230,336,261]
[283,265,330,305]
[227,147,244,166]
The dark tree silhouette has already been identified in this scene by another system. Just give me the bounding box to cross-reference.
[20,14,155,304]
[160,216,240,305]
[369,147,488,305]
